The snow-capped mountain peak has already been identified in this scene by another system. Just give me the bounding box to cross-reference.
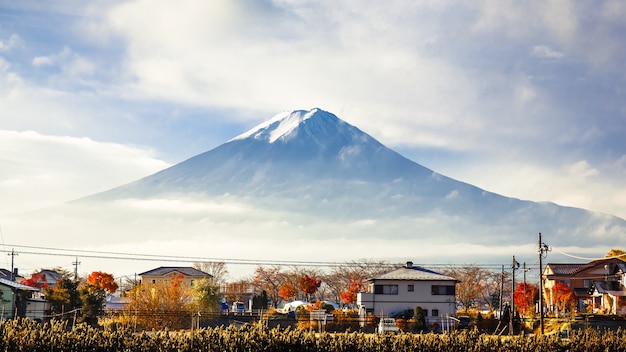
[231,108,327,143]
[80,108,626,255]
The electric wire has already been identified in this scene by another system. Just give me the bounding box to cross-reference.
[551,247,617,261]
[0,243,514,271]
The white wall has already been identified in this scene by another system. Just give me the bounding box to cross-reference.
[357,279,456,321]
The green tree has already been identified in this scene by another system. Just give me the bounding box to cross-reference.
[252,290,269,310]
[191,278,221,313]
[44,277,81,319]
[79,285,105,326]
[413,306,427,332]
[79,271,119,326]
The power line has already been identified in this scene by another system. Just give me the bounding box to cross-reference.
[0,243,510,270]
[551,247,614,261]
[0,243,350,266]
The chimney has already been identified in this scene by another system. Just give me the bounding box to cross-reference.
[406,261,413,269]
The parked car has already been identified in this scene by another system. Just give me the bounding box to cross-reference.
[378,317,399,334]
[231,302,246,314]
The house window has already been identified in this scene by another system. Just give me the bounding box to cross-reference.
[191,280,195,287]
[432,309,439,317]
[374,284,398,295]
[431,285,455,295]
[583,279,592,288]
[558,279,570,286]
[151,279,156,284]
[408,284,414,292]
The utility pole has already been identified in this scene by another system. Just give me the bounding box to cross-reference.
[523,262,531,303]
[72,257,81,281]
[499,265,504,319]
[538,232,550,335]
[8,249,18,281]
[523,262,527,289]
[510,255,519,335]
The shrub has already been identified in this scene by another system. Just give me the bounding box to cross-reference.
[3,317,626,352]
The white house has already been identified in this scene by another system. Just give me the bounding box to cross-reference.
[357,261,458,324]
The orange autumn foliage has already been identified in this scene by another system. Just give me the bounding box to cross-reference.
[87,271,119,293]
[20,273,48,289]
[340,280,363,304]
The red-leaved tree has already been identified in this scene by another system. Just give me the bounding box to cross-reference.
[278,282,298,301]
[553,282,576,312]
[513,282,538,315]
[298,274,322,301]
[339,280,363,305]
[20,272,48,289]
[87,271,119,293]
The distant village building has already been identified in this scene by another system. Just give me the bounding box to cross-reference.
[0,268,23,282]
[32,269,64,288]
[0,278,48,322]
[357,261,458,325]
[138,266,212,288]
[543,258,626,314]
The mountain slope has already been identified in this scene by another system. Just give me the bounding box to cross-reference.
[83,108,626,247]
[91,108,434,197]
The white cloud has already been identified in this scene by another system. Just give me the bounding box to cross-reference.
[539,0,578,45]
[445,190,459,200]
[601,0,626,21]
[0,130,169,214]
[2,193,612,278]
[102,1,483,151]
[424,156,626,220]
[32,56,54,66]
[567,160,599,179]
[30,46,97,78]
[0,34,21,52]
[531,45,564,59]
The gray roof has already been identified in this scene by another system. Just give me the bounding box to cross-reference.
[138,266,212,278]
[370,265,458,282]
[545,258,626,277]
[0,269,23,281]
[0,277,39,291]
[592,280,626,296]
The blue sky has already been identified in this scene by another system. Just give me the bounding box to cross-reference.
[1,1,625,276]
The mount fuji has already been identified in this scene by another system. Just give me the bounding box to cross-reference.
[81,108,626,251]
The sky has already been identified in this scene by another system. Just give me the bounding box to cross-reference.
[1,1,625,279]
